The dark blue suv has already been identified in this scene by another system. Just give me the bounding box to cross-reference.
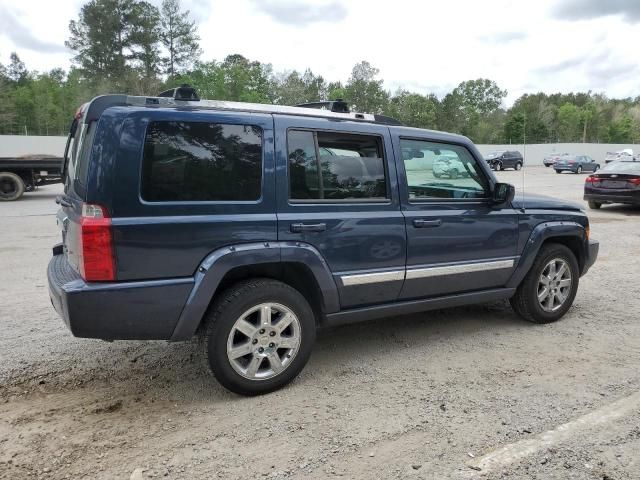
[48,88,599,395]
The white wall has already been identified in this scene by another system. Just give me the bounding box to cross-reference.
[2,135,638,166]
[475,143,639,166]
[0,135,67,157]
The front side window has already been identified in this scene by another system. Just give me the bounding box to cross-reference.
[141,121,262,202]
[288,130,387,201]
[400,139,489,201]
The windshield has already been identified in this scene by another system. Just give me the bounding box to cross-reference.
[602,161,640,173]
[486,151,504,158]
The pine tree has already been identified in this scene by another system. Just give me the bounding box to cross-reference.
[160,0,201,79]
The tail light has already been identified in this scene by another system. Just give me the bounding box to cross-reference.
[79,203,115,281]
[585,176,597,183]
[628,178,640,186]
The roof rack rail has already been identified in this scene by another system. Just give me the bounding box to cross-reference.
[295,99,350,113]
[158,84,200,101]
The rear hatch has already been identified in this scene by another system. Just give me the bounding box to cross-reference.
[57,104,107,279]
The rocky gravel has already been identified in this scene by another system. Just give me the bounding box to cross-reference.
[1,168,639,479]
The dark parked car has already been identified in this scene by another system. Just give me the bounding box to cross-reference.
[584,160,640,209]
[485,150,523,171]
[555,155,600,174]
[47,87,599,395]
[543,153,570,167]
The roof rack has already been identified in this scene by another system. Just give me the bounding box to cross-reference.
[82,86,404,126]
[295,99,350,113]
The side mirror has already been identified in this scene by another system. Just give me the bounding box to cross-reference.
[492,182,515,205]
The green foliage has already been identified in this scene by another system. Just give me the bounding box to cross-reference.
[2,1,640,141]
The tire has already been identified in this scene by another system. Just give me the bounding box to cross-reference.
[588,200,601,209]
[555,170,561,174]
[449,169,459,179]
[201,278,316,396]
[0,172,25,201]
[576,166,582,174]
[497,161,504,171]
[510,243,579,324]
[515,162,522,171]
[594,165,600,171]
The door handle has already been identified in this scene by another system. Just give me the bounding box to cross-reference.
[413,219,442,228]
[290,223,327,233]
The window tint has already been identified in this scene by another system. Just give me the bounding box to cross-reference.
[288,130,387,201]
[141,121,262,202]
[401,139,489,200]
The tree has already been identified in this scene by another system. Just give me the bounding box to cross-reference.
[8,53,27,84]
[129,1,162,79]
[557,103,582,142]
[453,79,507,116]
[388,90,438,129]
[160,0,201,78]
[344,61,389,114]
[273,69,327,105]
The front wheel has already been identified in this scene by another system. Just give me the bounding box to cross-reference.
[576,166,583,174]
[588,200,601,209]
[555,170,562,174]
[510,243,579,324]
[201,279,316,395]
[0,172,26,201]
[515,162,522,171]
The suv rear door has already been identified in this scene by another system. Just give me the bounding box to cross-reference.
[56,105,97,274]
[393,133,519,300]
[274,115,405,308]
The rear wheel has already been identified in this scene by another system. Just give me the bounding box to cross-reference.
[510,243,579,324]
[594,165,600,171]
[496,161,503,171]
[201,278,316,396]
[449,169,459,179]
[588,200,601,209]
[555,170,561,174]
[576,166,583,174]
[515,162,522,171]
[0,172,25,201]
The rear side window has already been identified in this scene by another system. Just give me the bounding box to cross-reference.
[287,130,387,201]
[141,121,263,202]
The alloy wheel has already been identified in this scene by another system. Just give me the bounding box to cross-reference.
[226,303,302,380]
[537,258,572,312]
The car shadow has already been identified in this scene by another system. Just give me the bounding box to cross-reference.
[9,302,530,404]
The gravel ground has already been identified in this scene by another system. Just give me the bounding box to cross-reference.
[1,167,639,480]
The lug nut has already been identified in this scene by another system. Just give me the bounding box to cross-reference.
[252,339,258,344]
[258,347,264,353]
[269,331,276,337]
[269,343,275,348]
[259,329,265,334]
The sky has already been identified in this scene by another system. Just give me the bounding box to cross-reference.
[0,0,639,105]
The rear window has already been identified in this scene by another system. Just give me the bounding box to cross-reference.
[141,121,263,202]
[602,161,640,173]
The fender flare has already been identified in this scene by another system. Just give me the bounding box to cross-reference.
[506,221,587,288]
[170,241,339,340]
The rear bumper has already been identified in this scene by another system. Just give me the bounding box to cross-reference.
[582,239,599,276]
[584,193,640,205]
[48,253,194,340]
[555,166,577,172]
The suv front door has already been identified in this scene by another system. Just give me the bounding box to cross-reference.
[394,135,519,300]
[274,115,406,308]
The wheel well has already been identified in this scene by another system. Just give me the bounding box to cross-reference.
[542,236,585,272]
[213,262,325,325]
